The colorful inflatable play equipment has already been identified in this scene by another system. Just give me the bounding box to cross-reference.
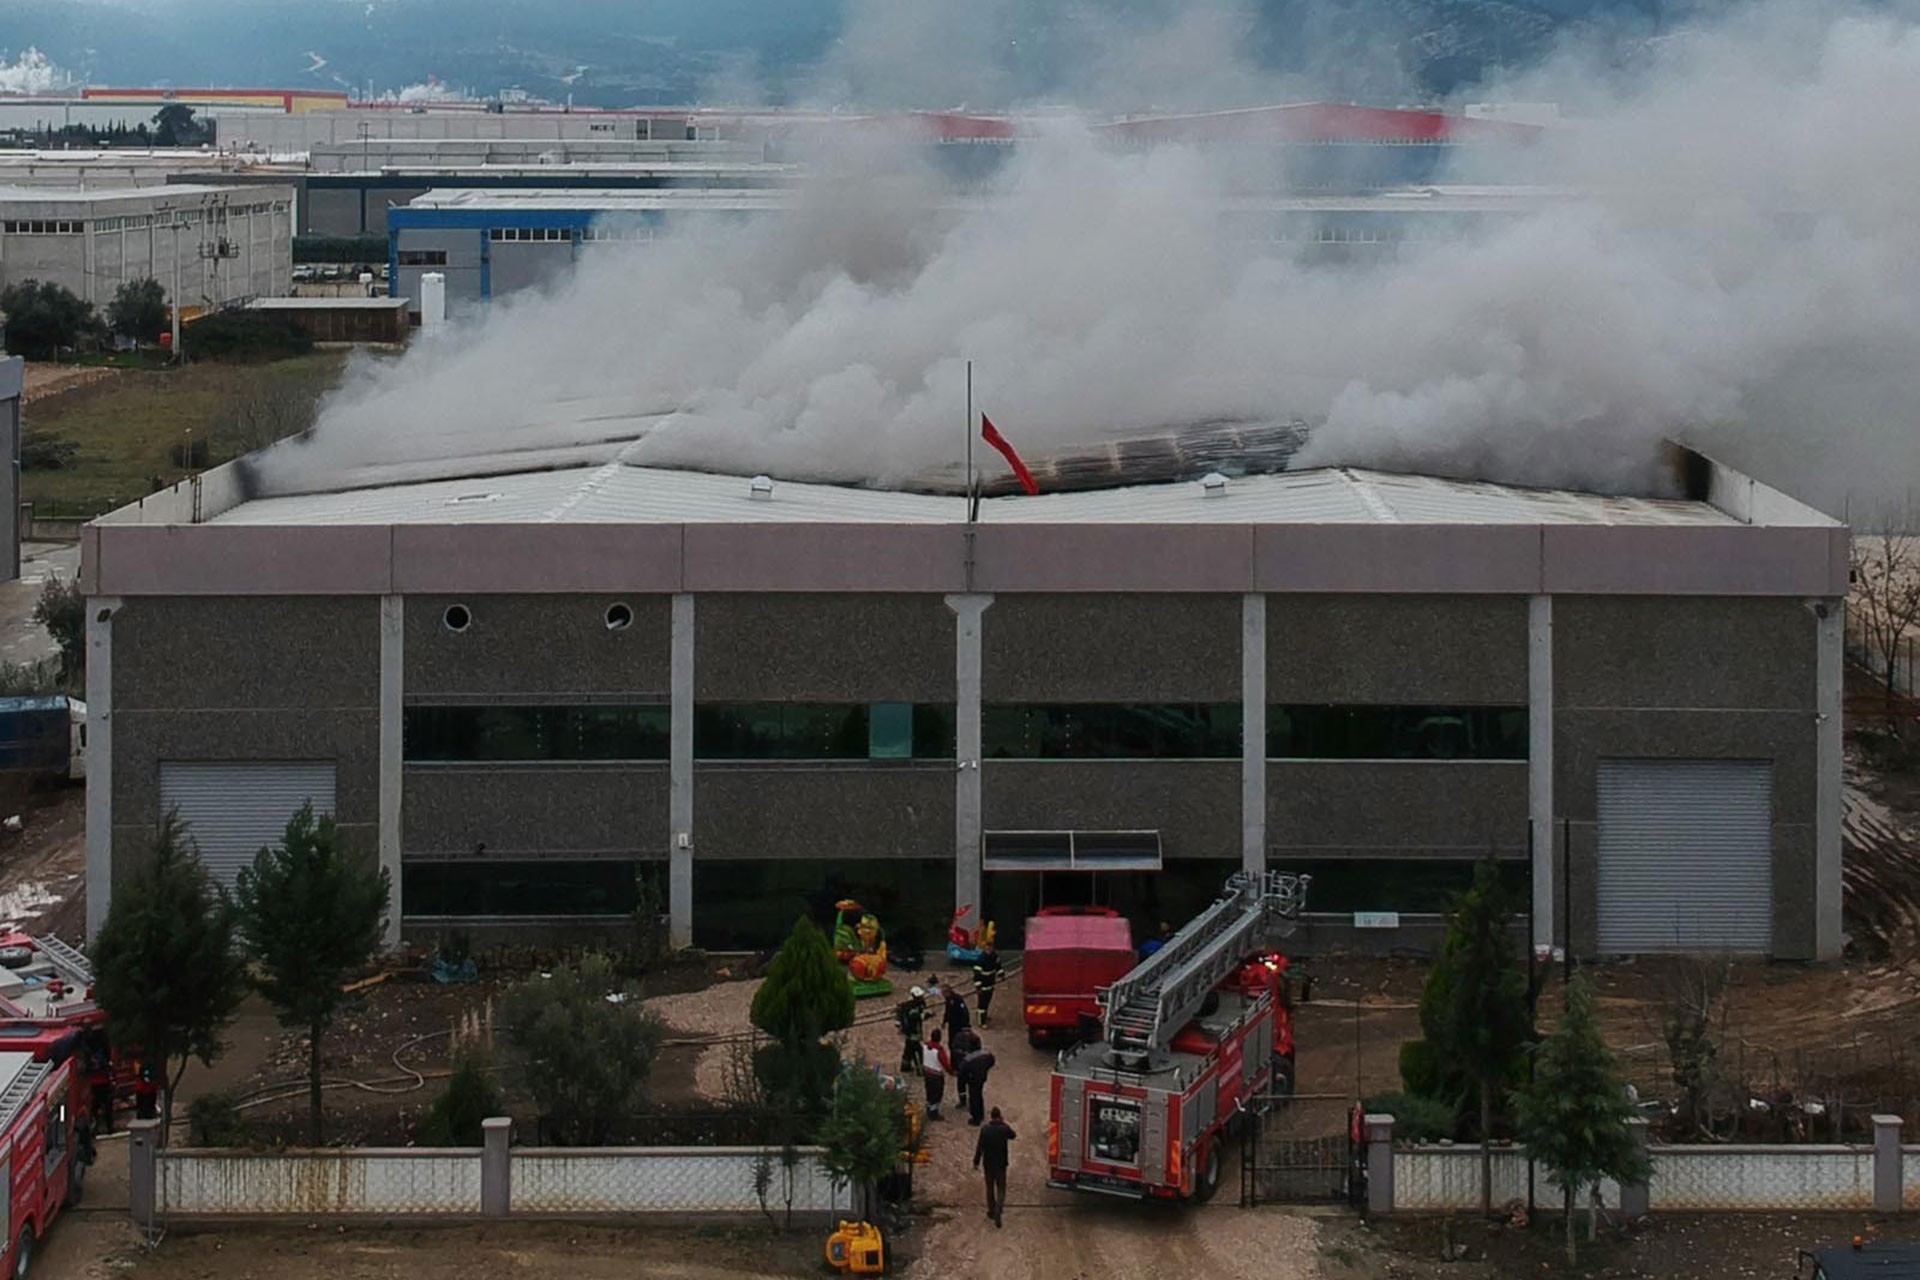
[947,905,996,965]
[832,899,893,998]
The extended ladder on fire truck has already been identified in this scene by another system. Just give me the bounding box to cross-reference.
[34,936,93,992]
[1100,870,1308,1067]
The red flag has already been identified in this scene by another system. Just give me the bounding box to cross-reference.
[980,414,1039,495]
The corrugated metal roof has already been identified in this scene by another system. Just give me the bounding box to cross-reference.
[213,463,1749,528]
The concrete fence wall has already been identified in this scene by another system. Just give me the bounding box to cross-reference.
[1368,1113,1908,1217]
[129,1118,852,1225]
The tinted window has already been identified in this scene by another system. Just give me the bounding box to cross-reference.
[404,706,669,762]
[981,704,1242,759]
[402,860,648,917]
[695,704,953,760]
[1269,706,1526,760]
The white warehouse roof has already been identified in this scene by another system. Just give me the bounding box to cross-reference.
[210,462,1764,528]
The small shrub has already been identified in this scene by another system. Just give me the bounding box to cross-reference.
[500,954,665,1145]
[19,435,77,472]
[185,312,313,363]
[418,1050,502,1147]
[1397,1037,1442,1098]
[32,576,85,687]
[188,1090,248,1147]
[1363,1091,1456,1143]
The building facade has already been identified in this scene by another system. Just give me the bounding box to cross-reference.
[0,185,293,311]
[81,453,1846,960]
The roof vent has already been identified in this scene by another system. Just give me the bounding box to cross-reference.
[748,474,775,502]
[1199,471,1229,498]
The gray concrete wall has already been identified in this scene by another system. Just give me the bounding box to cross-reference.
[984,595,1241,701]
[404,594,671,696]
[0,357,18,583]
[1267,595,1527,703]
[694,594,954,701]
[108,596,380,882]
[392,229,484,308]
[1554,596,1820,958]
[402,765,669,857]
[982,760,1242,859]
[1268,761,1528,858]
[693,765,953,860]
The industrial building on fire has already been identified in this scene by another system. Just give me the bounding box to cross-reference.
[79,423,1846,963]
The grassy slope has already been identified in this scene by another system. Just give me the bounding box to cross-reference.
[19,353,347,516]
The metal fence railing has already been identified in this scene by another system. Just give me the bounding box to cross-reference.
[1847,626,1919,699]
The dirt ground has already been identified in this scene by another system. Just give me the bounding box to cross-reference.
[0,784,88,942]
[19,364,117,406]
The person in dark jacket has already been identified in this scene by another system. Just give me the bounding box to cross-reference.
[960,1044,996,1126]
[973,1107,1017,1227]
[896,986,927,1075]
[972,947,1003,1028]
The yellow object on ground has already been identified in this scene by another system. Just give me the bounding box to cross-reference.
[825,1220,886,1274]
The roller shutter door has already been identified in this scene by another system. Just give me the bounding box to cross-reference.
[1596,758,1772,953]
[159,761,338,891]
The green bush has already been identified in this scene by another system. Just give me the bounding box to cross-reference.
[2,280,102,359]
[500,954,665,1145]
[1398,1037,1442,1098]
[188,1090,249,1147]
[185,312,313,363]
[1364,1091,1457,1144]
[418,1050,503,1147]
[20,435,77,472]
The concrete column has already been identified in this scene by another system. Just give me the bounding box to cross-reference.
[128,1117,160,1230]
[1528,595,1555,955]
[1874,1114,1903,1215]
[946,594,992,922]
[669,594,695,950]
[1241,594,1267,879]
[481,1116,512,1217]
[1815,598,1845,960]
[1620,1117,1651,1219]
[1364,1114,1395,1217]
[377,596,404,949]
[85,596,121,939]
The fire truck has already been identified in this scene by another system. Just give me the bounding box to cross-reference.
[0,1049,88,1277]
[1046,870,1308,1202]
[0,933,106,1062]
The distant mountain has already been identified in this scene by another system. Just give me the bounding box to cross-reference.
[5,0,1675,107]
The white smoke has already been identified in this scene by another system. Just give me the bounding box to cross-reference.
[275,0,1920,511]
[0,49,71,96]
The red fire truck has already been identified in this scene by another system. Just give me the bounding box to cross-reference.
[0,1049,89,1276]
[1046,870,1308,1202]
[1021,907,1135,1047]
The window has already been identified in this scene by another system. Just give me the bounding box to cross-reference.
[1268,706,1527,760]
[398,249,448,266]
[404,705,670,762]
[1279,859,1530,914]
[403,860,645,917]
[981,704,1242,759]
[695,703,954,760]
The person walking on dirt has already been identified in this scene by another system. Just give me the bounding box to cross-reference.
[972,947,1002,1028]
[943,986,970,1056]
[951,1024,981,1111]
[961,1042,997,1126]
[922,1029,951,1119]
[897,986,927,1075]
[973,1107,1017,1227]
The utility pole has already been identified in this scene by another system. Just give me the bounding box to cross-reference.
[169,219,183,362]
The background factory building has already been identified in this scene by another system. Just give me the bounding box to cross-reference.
[80,437,1846,962]
[0,184,294,310]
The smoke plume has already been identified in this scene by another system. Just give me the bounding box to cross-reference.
[273,0,1920,512]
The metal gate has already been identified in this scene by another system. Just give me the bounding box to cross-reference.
[1596,758,1773,953]
[159,760,337,890]
[1241,1093,1361,1207]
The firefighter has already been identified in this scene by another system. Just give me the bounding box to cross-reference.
[972,1106,1017,1227]
[960,1042,997,1126]
[84,1030,113,1135]
[972,946,1002,1028]
[896,986,927,1075]
[942,985,971,1049]
[132,1059,158,1121]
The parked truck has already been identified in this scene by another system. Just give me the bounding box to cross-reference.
[1021,906,1135,1047]
[0,697,85,784]
[1046,870,1307,1202]
[0,1048,88,1276]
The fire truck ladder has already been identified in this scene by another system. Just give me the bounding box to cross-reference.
[0,1059,50,1130]
[1100,870,1309,1062]
[36,935,94,990]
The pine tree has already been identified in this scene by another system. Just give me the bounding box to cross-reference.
[1513,973,1651,1264]
[233,803,391,1145]
[1432,859,1533,1217]
[817,1061,906,1221]
[90,810,247,1145]
[750,917,855,1117]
